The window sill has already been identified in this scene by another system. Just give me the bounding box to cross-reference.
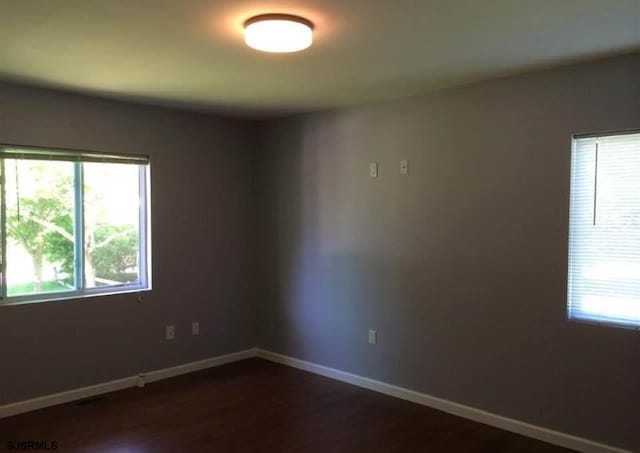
[0,285,152,306]
[568,315,640,332]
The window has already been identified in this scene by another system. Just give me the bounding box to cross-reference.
[0,146,150,304]
[568,131,640,329]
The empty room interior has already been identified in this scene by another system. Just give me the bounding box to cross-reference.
[0,1,639,452]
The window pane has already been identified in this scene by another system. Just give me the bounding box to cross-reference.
[83,162,141,288]
[568,133,640,328]
[4,159,76,297]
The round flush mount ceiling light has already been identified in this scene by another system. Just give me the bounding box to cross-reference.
[244,14,313,53]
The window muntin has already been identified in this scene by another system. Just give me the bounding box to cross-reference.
[568,131,640,329]
[0,146,150,304]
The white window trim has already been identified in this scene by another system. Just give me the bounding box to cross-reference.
[0,145,152,305]
[567,129,640,331]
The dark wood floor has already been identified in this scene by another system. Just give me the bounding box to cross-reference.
[0,359,572,452]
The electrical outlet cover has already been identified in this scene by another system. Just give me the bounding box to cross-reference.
[165,325,175,340]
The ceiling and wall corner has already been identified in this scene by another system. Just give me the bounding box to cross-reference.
[0,0,638,118]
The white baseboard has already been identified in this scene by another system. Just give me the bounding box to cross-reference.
[0,376,137,420]
[255,349,630,453]
[0,348,258,419]
[1,347,630,453]
[145,348,258,384]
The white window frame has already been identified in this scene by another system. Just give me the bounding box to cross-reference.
[567,129,640,330]
[0,144,152,305]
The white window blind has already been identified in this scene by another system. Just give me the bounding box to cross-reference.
[0,146,149,165]
[568,131,640,329]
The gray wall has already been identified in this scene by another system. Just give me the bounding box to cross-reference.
[256,53,640,451]
[0,83,258,404]
[1,53,639,450]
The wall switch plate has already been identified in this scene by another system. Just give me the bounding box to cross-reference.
[192,321,200,336]
[165,325,175,340]
[368,329,377,344]
[400,159,409,175]
[369,162,379,178]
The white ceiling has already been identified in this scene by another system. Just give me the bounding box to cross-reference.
[1,0,639,117]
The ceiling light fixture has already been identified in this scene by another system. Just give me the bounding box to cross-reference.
[244,14,313,53]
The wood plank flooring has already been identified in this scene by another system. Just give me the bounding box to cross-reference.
[0,358,573,452]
